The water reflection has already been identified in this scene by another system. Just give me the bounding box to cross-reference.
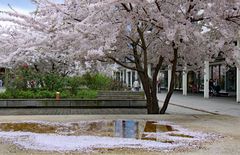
[0,120,180,142]
[114,120,175,141]
[114,120,139,139]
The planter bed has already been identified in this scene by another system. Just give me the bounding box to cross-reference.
[0,99,146,109]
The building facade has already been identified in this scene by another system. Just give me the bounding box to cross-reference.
[113,63,240,103]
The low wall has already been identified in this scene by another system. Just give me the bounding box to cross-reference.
[0,99,146,108]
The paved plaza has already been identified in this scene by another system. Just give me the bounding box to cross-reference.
[158,91,240,116]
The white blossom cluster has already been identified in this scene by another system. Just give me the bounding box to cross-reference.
[0,0,239,73]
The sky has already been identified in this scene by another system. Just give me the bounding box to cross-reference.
[0,0,35,27]
[0,0,63,13]
[0,0,35,13]
[0,0,63,27]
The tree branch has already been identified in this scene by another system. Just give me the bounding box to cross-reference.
[107,56,142,72]
[186,2,196,14]
[125,56,135,63]
[154,0,161,12]
[225,14,240,26]
[121,3,131,12]
[137,26,149,75]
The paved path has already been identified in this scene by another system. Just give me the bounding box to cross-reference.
[0,106,207,115]
[158,91,240,116]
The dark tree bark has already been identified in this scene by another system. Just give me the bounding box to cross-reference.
[160,46,178,114]
[138,71,159,114]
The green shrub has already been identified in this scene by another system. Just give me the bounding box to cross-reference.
[0,89,98,99]
[76,89,98,99]
[42,73,66,91]
[3,67,123,99]
[15,90,35,98]
[107,79,126,90]
[82,72,111,90]
[60,90,72,98]
[34,90,55,98]
[0,91,12,99]
[66,76,86,95]
[0,90,34,99]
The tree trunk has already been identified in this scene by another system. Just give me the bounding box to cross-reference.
[149,85,159,114]
[146,95,159,114]
[160,48,178,114]
[145,87,159,114]
[138,72,159,114]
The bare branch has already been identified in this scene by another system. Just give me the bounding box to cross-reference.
[107,56,136,70]
[225,13,240,26]
[154,0,161,12]
[125,56,135,63]
[121,3,131,12]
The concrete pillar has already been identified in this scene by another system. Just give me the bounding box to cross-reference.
[168,65,172,91]
[135,70,138,80]
[237,38,240,102]
[119,70,122,82]
[126,69,129,87]
[147,64,152,78]
[182,67,187,96]
[130,71,133,88]
[122,69,125,84]
[237,67,240,103]
[122,70,124,82]
[112,71,115,79]
[204,61,209,99]
[124,69,127,84]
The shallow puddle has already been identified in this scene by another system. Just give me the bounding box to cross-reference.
[0,120,218,153]
[0,120,181,141]
[141,121,176,141]
[0,121,114,137]
[0,122,57,133]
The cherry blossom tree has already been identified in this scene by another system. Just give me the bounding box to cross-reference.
[97,0,239,114]
[0,0,240,114]
[1,0,120,70]
[206,0,240,66]
[100,0,240,113]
